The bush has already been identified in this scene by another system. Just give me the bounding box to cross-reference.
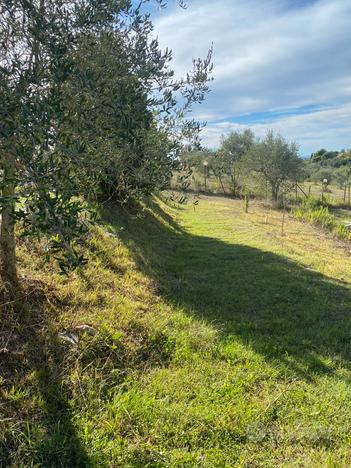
[294,206,335,230]
[300,196,323,210]
[293,202,351,241]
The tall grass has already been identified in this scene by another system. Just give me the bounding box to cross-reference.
[293,197,351,241]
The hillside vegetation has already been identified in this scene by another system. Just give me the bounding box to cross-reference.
[2,195,351,466]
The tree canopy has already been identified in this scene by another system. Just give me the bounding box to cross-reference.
[217,129,255,196]
[243,131,303,203]
[0,0,212,292]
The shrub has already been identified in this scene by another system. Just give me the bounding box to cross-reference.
[293,202,351,241]
[300,196,323,210]
[334,224,351,241]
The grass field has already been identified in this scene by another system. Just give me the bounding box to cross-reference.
[2,195,351,466]
[187,170,351,208]
[300,183,350,207]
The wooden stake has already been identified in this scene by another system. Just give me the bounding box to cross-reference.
[281,196,286,236]
[244,194,249,213]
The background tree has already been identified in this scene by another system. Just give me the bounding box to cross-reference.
[303,147,351,200]
[209,151,227,194]
[217,129,254,196]
[311,149,339,166]
[244,131,303,204]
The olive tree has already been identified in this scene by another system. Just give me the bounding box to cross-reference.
[217,129,254,196]
[0,0,212,295]
[244,131,303,204]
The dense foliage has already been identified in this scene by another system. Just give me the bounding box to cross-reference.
[245,131,303,203]
[305,148,351,188]
[0,0,212,290]
[182,130,303,203]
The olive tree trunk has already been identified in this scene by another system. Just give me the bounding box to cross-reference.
[271,182,281,206]
[0,151,18,293]
[230,174,237,197]
[272,187,278,203]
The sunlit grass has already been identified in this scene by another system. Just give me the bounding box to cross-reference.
[2,195,351,466]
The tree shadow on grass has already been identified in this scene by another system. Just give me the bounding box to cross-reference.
[0,283,92,467]
[101,200,351,382]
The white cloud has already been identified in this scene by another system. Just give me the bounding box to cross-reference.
[152,0,351,152]
[200,102,351,155]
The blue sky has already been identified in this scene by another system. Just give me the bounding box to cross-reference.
[151,0,351,156]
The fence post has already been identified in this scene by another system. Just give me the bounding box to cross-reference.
[281,194,286,236]
[244,192,249,213]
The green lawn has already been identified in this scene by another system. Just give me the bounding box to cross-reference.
[2,195,351,466]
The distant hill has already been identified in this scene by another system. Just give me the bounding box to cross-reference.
[310,148,351,168]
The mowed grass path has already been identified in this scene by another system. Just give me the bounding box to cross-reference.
[4,195,351,466]
[111,195,351,466]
